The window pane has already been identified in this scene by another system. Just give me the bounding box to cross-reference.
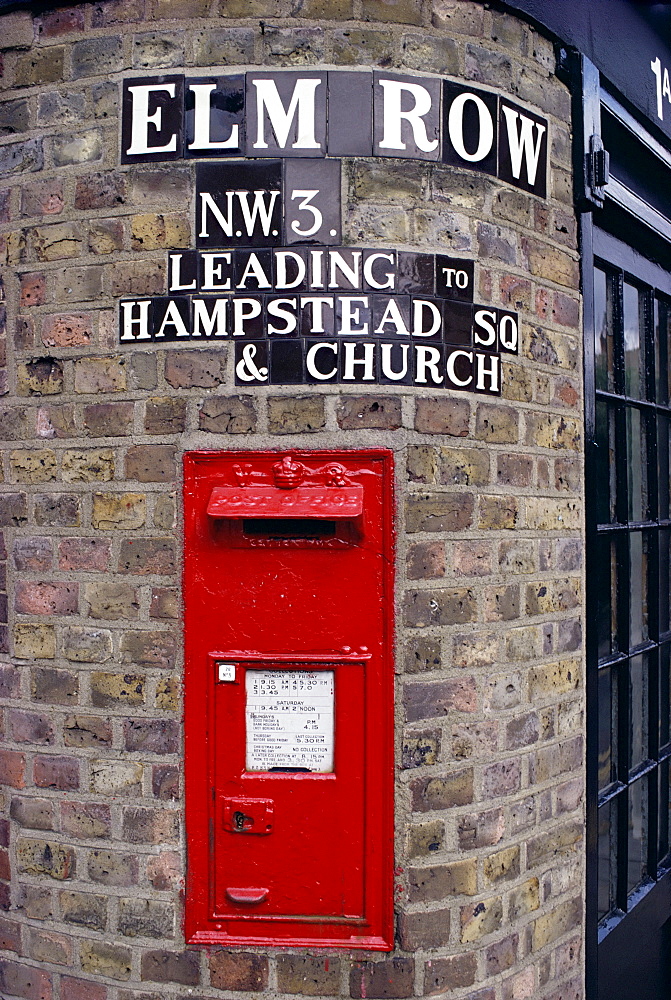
[596,400,617,524]
[595,267,614,392]
[660,531,671,638]
[598,799,618,922]
[627,778,649,895]
[658,414,670,521]
[629,531,649,647]
[655,297,671,405]
[626,407,648,522]
[624,282,645,399]
[629,653,650,772]
[660,644,670,749]
[596,535,618,659]
[599,666,617,790]
[659,760,670,864]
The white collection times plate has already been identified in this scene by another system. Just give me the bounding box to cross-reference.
[245,669,335,773]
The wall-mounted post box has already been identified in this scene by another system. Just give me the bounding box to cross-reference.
[183,449,394,950]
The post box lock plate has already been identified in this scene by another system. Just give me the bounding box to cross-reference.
[223,796,274,835]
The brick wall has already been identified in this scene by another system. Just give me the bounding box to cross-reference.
[0,2,584,999]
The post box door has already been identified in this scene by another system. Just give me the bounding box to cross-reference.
[213,657,366,919]
[183,450,394,950]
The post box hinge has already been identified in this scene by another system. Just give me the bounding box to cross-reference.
[586,134,609,208]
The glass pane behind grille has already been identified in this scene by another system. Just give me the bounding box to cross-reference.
[596,535,618,659]
[595,267,614,392]
[627,778,649,895]
[624,282,644,399]
[655,297,670,404]
[629,653,649,773]
[596,401,617,524]
[629,532,649,648]
[598,666,617,790]
[626,407,648,522]
[658,414,670,520]
[598,800,618,921]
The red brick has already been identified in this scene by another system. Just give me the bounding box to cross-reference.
[415,397,469,435]
[336,395,402,430]
[149,587,178,619]
[120,630,175,669]
[15,316,35,350]
[61,802,111,839]
[59,977,106,1000]
[83,401,134,437]
[25,926,72,966]
[124,719,178,754]
[141,950,200,986]
[41,314,92,348]
[34,755,79,791]
[63,715,113,748]
[397,908,450,950]
[30,667,78,705]
[0,749,26,788]
[406,493,473,532]
[536,287,550,319]
[58,538,110,571]
[146,851,180,891]
[91,0,144,26]
[349,959,414,999]
[0,818,9,848]
[481,760,521,798]
[13,536,52,571]
[35,7,85,36]
[0,665,20,699]
[404,677,477,721]
[125,444,177,482]
[424,954,476,995]
[152,765,178,801]
[406,541,445,579]
[403,588,477,628]
[74,171,126,211]
[9,797,55,832]
[145,396,186,434]
[458,807,505,849]
[164,350,225,389]
[0,850,9,880]
[410,769,474,811]
[20,273,46,307]
[0,959,52,1000]
[486,933,518,975]
[210,951,268,992]
[500,274,531,310]
[118,538,176,575]
[552,291,580,328]
[15,581,78,616]
[276,954,340,995]
[122,806,179,844]
[21,178,64,217]
[9,709,54,745]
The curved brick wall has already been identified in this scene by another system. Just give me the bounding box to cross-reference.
[0,2,584,999]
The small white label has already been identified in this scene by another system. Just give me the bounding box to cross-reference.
[246,669,334,772]
[217,662,236,682]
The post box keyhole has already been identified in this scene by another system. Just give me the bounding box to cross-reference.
[233,811,252,831]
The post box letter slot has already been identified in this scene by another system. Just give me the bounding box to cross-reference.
[226,888,269,905]
[242,517,337,539]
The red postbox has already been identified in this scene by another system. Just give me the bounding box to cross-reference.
[183,449,394,950]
